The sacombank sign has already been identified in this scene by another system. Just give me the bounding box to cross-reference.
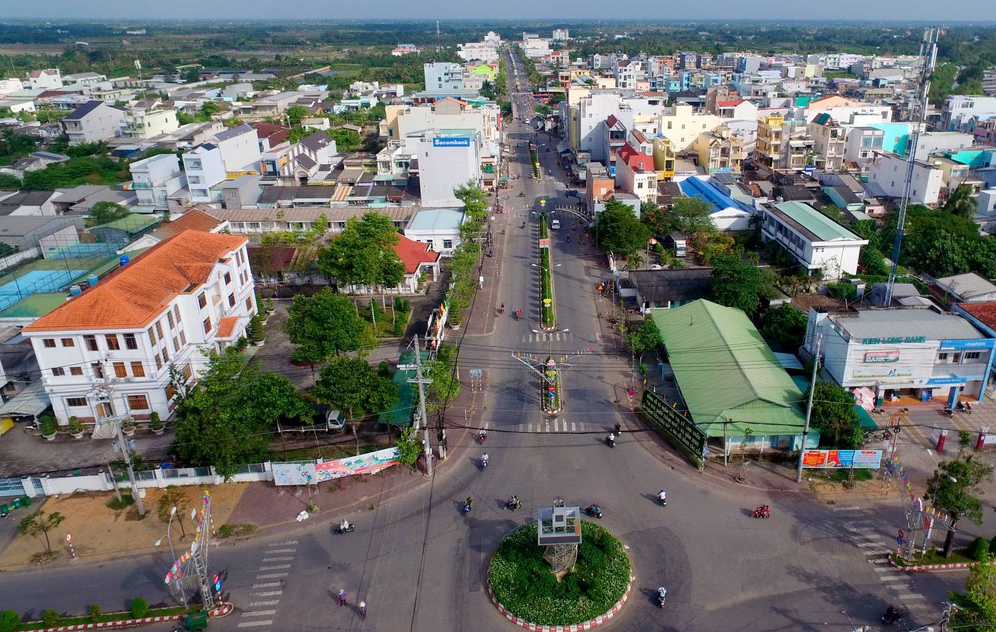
[433,137,471,147]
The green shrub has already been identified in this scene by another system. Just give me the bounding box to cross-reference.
[130,597,149,619]
[89,604,101,623]
[42,609,59,626]
[0,610,20,632]
[968,536,989,561]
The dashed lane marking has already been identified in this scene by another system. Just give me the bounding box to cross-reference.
[242,610,278,617]
[255,573,288,579]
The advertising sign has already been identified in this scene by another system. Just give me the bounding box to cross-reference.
[272,447,400,486]
[433,137,471,147]
[852,367,912,379]
[863,350,900,363]
[801,449,883,469]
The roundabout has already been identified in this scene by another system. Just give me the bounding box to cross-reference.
[488,514,633,629]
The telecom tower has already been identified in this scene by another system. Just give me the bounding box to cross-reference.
[884,28,939,307]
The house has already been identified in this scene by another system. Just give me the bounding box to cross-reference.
[182,124,262,203]
[121,104,179,139]
[807,113,845,172]
[23,230,256,425]
[0,215,82,251]
[615,142,657,203]
[251,122,289,152]
[403,208,464,255]
[934,273,996,304]
[675,176,752,231]
[805,307,995,405]
[61,101,125,145]
[821,185,865,214]
[124,208,227,252]
[0,151,70,181]
[867,151,943,206]
[649,300,812,452]
[631,268,710,312]
[391,234,440,293]
[28,69,62,91]
[129,153,186,212]
[691,126,745,174]
[0,190,61,216]
[760,201,868,280]
[287,131,338,184]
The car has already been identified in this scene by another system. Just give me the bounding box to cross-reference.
[551,219,561,230]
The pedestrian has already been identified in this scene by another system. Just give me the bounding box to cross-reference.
[359,600,367,619]
[338,588,347,607]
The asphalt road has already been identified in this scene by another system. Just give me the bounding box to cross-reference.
[0,49,967,632]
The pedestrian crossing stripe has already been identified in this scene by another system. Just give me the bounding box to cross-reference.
[523,332,575,342]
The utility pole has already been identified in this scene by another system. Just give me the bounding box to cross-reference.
[410,335,434,477]
[113,416,146,516]
[797,333,823,484]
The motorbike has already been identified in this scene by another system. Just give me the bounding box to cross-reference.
[881,606,902,624]
[481,457,489,470]
[584,504,603,519]
[514,309,522,320]
[656,587,667,609]
[957,401,973,414]
[464,502,472,514]
[504,498,522,511]
[752,505,771,519]
[943,407,954,417]
[477,431,487,445]
[605,434,616,448]
[658,492,667,507]
[334,522,355,534]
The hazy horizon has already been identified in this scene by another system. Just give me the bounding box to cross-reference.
[2,0,989,22]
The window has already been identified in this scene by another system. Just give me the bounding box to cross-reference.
[148,327,156,345]
[155,321,163,339]
[91,363,104,379]
[154,354,162,370]
[197,292,207,309]
[70,366,83,376]
[52,367,65,376]
[965,351,981,360]
[66,397,87,408]
[203,317,211,334]
[124,333,137,350]
[126,395,150,411]
[937,352,948,361]
[245,297,252,312]
[228,294,236,307]
[224,272,232,284]
[182,363,192,381]
[165,384,175,400]
[179,331,187,346]
[61,338,75,347]
[173,305,180,322]
[84,335,98,351]
[43,339,56,348]
[105,334,120,351]
[162,346,169,362]
[131,361,146,378]
[167,311,174,328]
[113,362,127,378]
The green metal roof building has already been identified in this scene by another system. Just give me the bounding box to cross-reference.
[650,300,812,447]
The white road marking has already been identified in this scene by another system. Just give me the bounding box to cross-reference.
[242,610,277,617]
[237,621,273,628]
[252,581,282,588]
[878,575,908,583]
[247,601,281,607]
[897,593,926,601]
[261,557,294,562]
[253,590,283,597]
[255,573,288,579]
[265,548,297,554]
[258,564,292,571]
[275,540,298,545]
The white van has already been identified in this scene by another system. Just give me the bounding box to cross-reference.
[551,219,561,230]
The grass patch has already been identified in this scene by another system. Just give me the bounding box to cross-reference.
[355,300,412,338]
[828,469,874,484]
[892,548,975,567]
[217,523,257,539]
[105,495,134,510]
[15,605,190,630]
[489,522,630,626]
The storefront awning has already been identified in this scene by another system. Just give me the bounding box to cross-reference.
[0,382,51,420]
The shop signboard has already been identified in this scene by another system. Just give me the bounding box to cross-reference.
[863,350,900,363]
[640,389,705,469]
[852,367,913,379]
[801,449,882,469]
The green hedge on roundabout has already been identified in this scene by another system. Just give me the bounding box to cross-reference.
[488,521,631,626]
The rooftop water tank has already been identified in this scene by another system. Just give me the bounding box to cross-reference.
[120,254,130,266]
[69,285,82,297]
[87,275,98,287]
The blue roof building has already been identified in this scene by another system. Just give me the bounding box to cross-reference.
[676,176,753,231]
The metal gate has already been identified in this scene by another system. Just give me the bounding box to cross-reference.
[0,477,26,498]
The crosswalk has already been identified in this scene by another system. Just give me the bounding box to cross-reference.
[832,505,931,615]
[480,418,605,435]
[237,539,298,628]
[517,332,581,343]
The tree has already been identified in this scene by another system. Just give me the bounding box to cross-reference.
[317,213,405,325]
[395,427,421,467]
[0,610,19,632]
[426,343,461,410]
[172,348,310,478]
[758,304,807,347]
[88,201,129,226]
[595,199,651,259]
[944,184,978,219]
[183,67,201,84]
[927,456,994,557]
[670,197,716,235]
[0,173,21,189]
[327,128,362,153]
[951,549,996,630]
[17,509,65,555]
[626,318,663,357]
[807,380,862,449]
[157,486,190,539]
[286,105,309,126]
[708,255,769,317]
[284,288,375,372]
[314,356,398,420]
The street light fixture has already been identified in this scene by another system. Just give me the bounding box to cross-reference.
[155,505,187,607]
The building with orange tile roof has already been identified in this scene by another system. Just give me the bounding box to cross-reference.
[391,234,440,293]
[23,230,255,426]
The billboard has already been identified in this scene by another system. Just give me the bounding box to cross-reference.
[433,137,471,147]
[802,449,882,469]
[863,350,900,363]
[272,447,400,486]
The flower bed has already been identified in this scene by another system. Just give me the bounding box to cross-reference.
[539,216,555,329]
[488,522,631,626]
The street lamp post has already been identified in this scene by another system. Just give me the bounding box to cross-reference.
[155,506,187,607]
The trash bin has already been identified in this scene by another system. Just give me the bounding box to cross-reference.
[0,504,8,517]
[20,496,30,507]
[183,610,209,631]
[11,498,20,509]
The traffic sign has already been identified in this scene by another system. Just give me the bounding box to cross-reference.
[898,529,904,539]
[66,533,72,543]
[897,536,904,545]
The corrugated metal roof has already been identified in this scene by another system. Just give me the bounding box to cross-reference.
[772,201,863,242]
[832,309,985,343]
[650,300,807,437]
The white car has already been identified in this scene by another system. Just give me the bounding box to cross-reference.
[551,219,561,230]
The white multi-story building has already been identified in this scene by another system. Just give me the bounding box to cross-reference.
[657,104,721,151]
[457,42,499,63]
[23,230,255,426]
[182,124,262,202]
[941,95,996,132]
[868,151,944,206]
[129,154,186,212]
[424,62,465,93]
[417,132,483,207]
[61,101,125,145]
[28,68,62,90]
[760,201,868,280]
[552,29,569,41]
[122,105,179,139]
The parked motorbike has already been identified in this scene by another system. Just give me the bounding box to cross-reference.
[943,407,954,417]
[584,504,603,519]
[752,505,771,519]
[957,401,973,414]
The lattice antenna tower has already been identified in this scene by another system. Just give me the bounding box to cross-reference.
[884,28,938,307]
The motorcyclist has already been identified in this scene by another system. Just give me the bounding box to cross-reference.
[658,489,667,505]
[657,586,667,606]
[481,452,489,467]
[606,432,616,447]
[464,496,473,512]
[339,518,350,532]
[506,495,520,509]
[478,429,487,443]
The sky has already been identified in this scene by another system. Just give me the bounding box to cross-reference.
[2,0,991,22]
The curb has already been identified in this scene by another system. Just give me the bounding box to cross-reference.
[37,602,233,631]
[488,575,633,631]
[888,555,992,572]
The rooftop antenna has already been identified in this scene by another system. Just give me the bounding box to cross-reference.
[884,27,938,307]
